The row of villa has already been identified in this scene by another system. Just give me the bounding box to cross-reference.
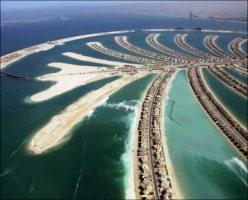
[136,69,176,200]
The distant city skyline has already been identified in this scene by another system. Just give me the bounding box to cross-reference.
[1,1,247,22]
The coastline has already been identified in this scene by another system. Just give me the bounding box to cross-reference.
[132,73,158,199]
[161,70,183,199]
[29,62,111,102]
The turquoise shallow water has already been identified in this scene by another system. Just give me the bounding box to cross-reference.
[202,68,247,127]
[1,29,247,199]
[164,70,247,199]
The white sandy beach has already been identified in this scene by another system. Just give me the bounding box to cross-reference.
[161,70,183,199]
[30,62,111,102]
[63,52,141,67]
[27,72,147,155]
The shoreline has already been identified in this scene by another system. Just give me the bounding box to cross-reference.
[62,52,141,67]
[27,72,147,155]
[161,70,183,199]
[187,68,247,161]
[203,67,247,129]
[132,73,158,199]
[0,30,135,70]
[133,71,183,199]
[29,62,112,102]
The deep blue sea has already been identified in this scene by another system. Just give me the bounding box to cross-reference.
[1,13,247,55]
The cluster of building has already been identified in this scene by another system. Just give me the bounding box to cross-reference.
[208,66,247,96]
[229,38,248,59]
[136,70,176,200]
[230,64,248,76]
[116,36,170,63]
[88,42,158,65]
[175,34,216,61]
[147,34,195,64]
[188,66,247,158]
[204,35,235,60]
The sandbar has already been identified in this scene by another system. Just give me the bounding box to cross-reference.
[30,62,111,102]
[63,52,141,67]
[27,72,147,155]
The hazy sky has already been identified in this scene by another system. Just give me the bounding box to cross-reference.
[1,1,247,19]
[2,1,247,10]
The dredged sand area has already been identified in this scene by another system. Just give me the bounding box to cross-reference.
[62,52,141,67]
[30,62,112,102]
[27,72,147,155]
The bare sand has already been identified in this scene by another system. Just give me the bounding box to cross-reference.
[62,52,141,67]
[27,72,147,155]
[1,30,135,69]
[30,62,111,102]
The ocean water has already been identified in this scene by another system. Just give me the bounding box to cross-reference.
[202,68,247,128]
[1,72,156,199]
[2,14,247,55]
[1,14,248,199]
[164,70,247,199]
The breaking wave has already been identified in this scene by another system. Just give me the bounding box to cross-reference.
[101,100,140,112]
[224,157,247,186]
[86,109,95,119]
[121,111,137,199]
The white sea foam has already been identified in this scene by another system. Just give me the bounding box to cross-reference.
[73,166,84,199]
[100,100,139,112]
[0,166,13,178]
[121,108,138,199]
[224,157,248,186]
[86,109,95,119]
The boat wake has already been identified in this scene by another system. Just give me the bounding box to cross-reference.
[224,157,248,186]
[73,142,86,199]
[73,166,84,199]
[101,100,139,112]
